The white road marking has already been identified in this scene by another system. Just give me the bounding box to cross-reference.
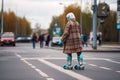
[35,69,49,77]
[38,59,93,80]
[15,53,54,79]
[104,59,120,64]
[46,78,55,80]
[31,65,36,69]
[116,71,120,73]
[16,53,120,79]
[99,67,112,70]
[89,64,97,67]
[23,57,111,61]
[16,54,22,58]
[40,57,111,61]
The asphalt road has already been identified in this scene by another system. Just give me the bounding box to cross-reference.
[0,43,120,80]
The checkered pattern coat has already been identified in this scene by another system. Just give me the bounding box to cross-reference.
[61,20,82,54]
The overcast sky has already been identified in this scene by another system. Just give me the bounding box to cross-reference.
[0,0,117,29]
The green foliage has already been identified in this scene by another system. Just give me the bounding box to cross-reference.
[49,3,92,36]
[99,11,118,42]
[49,3,118,42]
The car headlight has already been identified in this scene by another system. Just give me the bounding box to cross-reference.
[11,39,15,41]
[0,39,3,41]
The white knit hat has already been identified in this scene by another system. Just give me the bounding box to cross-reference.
[66,12,75,20]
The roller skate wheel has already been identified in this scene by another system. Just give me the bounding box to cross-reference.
[74,65,85,70]
[69,66,73,70]
[80,65,85,70]
[81,66,85,70]
[63,65,73,70]
[74,65,80,70]
[63,65,68,69]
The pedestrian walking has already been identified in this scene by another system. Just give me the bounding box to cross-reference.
[97,31,102,46]
[81,34,84,46]
[83,34,88,47]
[38,34,44,48]
[45,34,51,47]
[32,33,37,49]
[60,12,84,70]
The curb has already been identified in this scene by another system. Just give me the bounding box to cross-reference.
[46,47,120,52]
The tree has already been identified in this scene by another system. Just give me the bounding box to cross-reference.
[0,10,32,37]
[49,3,92,36]
[49,3,118,42]
[99,11,118,42]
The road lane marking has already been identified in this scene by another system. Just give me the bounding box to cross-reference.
[38,59,93,80]
[116,71,120,73]
[35,69,49,77]
[40,57,111,60]
[89,64,97,67]
[16,54,119,76]
[46,78,55,80]
[99,67,112,70]
[15,53,54,80]
[16,54,22,58]
[104,59,120,64]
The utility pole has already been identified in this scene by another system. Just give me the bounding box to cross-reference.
[15,6,18,37]
[1,0,4,34]
[16,17,18,37]
[92,0,97,49]
[80,0,82,34]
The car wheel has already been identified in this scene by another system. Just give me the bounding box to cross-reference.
[13,44,16,46]
[51,43,54,47]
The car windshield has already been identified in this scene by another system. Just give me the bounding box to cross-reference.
[1,34,14,38]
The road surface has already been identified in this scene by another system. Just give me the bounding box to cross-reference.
[0,43,120,80]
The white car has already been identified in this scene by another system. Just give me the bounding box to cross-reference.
[51,37,62,47]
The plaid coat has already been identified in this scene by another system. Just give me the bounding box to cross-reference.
[61,20,82,54]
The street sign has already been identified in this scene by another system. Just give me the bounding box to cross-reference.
[117,23,120,30]
[53,23,62,37]
[97,2,110,18]
[117,0,120,30]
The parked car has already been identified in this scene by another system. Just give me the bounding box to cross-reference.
[0,32,16,46]
[51,37,63,47]
[16,37,32,43]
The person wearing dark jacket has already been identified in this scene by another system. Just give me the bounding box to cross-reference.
[45,34,51,46]
[39,34,44,48]
[32,33,37,49]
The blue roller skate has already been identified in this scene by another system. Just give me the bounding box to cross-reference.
[63,54,73,70]
[63,64,73,70]
[74,64,85,70]
[74,53,85,70]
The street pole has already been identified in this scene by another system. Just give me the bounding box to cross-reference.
[80,0,82,34]
[15,6,18,37]
[1,0,4,34]
[16,17,18,37]
[117,0,120,43]
[119,31,120,43]
[59,3,66,30]
[92,0,97,49]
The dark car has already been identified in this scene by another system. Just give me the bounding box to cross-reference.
[0,32,16,46]
[16,37,32,43]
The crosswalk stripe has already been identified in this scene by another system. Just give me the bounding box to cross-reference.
[99,67,112,70]
[38,59,93,80]
[89,64,97,67]
[116,71,120,73]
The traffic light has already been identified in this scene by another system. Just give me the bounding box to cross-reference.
[97,2,110,19]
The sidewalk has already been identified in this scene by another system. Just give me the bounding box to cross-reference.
[82,45,120,52]
[47,45,120,52]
